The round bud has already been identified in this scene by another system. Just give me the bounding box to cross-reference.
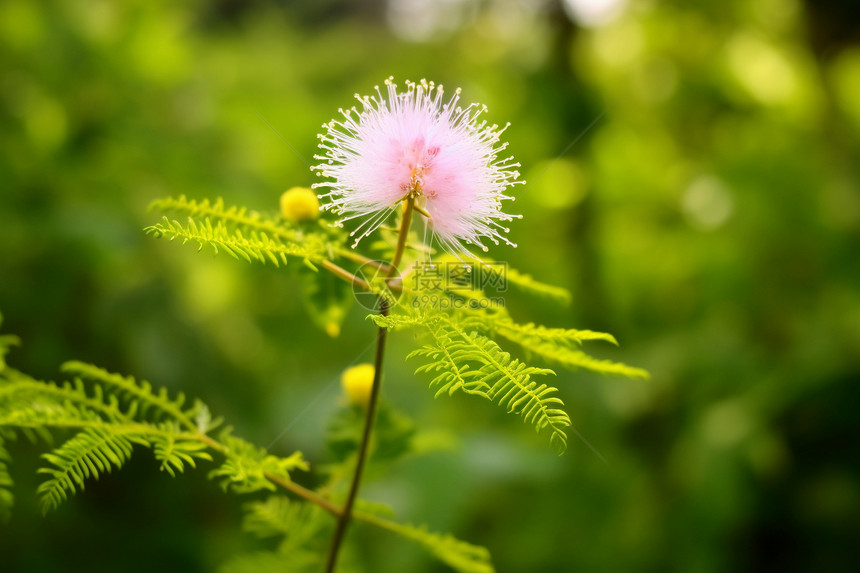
[341,363,375,409]
[280,187,320,223]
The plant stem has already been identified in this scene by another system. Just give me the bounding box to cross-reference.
[324,197,414,572]
[194,432,344,517]
[324,303,388,572]
[335,248,393,274]
[321,259,372,291]
[389,195,414,276]
[263,471,342,517]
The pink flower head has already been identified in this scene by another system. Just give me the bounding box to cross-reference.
[312,78,523,253]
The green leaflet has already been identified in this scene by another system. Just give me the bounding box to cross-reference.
[36,427,148,514]
[409,316,571,452]
[0,362,218,513]
[491,320,650,379]
[208,429,309,494]
[150,427,214,477]
[493,320,619,346]
[145,195,345,269]
[503,267,572,303]
[0,370,129,427]
[379,305,647,451]
[61,361,202,430]
[148,196,302,242]
[145,216,325,267]
[0,356,303,514]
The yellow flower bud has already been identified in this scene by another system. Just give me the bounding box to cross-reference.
[341,363,375,409]
[280,187,320,222]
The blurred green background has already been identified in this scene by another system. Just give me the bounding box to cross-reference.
[1,0,859,571]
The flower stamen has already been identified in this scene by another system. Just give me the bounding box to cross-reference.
[312,78,523,254]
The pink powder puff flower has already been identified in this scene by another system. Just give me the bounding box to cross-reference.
[312,78,523,253]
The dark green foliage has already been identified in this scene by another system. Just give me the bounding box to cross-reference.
[0,314,19,372]
[0,432,13,521]
[359,515,495,573]
[2,1,858,571]
[220,550,319,573]
[241,495,327,564]
[230,494,496,573]
[301,268,355,336]
[326,401,415,467]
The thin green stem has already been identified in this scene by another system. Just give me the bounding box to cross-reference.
[263,471,342,517]
[335,248,393,274]
[321,259,372,291]
[325,301,389,572]
[324,196,414,572]
[389,196,415,276]
[413,202,430,219]
[195,432,343,517]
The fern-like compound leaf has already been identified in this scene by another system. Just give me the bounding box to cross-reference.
[148,195,313,245]
[0,370,133,430]
[501,267,572,303]
[150,427,214,477]
[494,320,618,346]
[36,427,148,514]
[61,361,199,430]
[145,216,326,267]
[492,320,649,379]
[209,430,309,494]
[410,317,571,452]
